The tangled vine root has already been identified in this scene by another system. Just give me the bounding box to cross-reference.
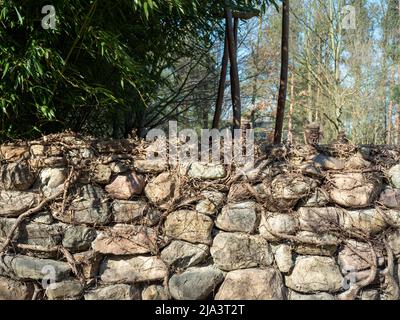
[337,243,377,300]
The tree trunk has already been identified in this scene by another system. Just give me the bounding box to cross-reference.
[388,100,394,145]
[388,65,395,144]
[274,0,290,144]
[233,17,239,47]
[212,31,229,129]
[287,72,295,144]
[315,37,321,121]
[397,64,400,144]
[225,0,242,130]
[305,8,313,123]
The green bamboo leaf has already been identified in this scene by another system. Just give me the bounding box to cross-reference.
[14,6,23,25]
[2,63,9,79]
[144,2,149,19]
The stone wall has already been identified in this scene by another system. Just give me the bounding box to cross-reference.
[1,132,400,300]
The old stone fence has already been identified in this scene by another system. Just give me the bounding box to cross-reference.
[1,132,400,300]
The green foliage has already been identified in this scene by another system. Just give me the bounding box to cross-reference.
[0,0,276,140]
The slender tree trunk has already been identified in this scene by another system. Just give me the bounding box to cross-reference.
[251,78,258,106]
[388,102,394,144]
[307,66,313,123]
[230,18,239,92]
[396,112,400,145]
[251,17,262,108]
[287,72,295,144]
[184,102,189,127]
[305,8,313,123]
[274,0,290,144]
[250,110,256,129]
[212,32,229,129]
[388,65,395,144]
[225,0,242,130]
[249,17,262,129]
[233,17,239,47]
[315,37,321,121]
[250,75,258,129]
[397,64,400,144]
